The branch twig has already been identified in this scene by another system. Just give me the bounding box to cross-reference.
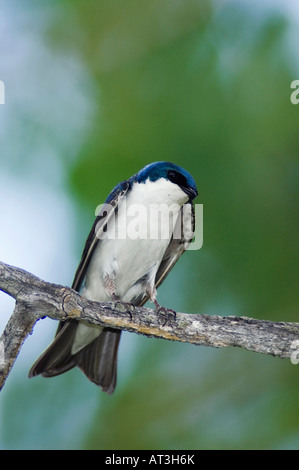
[0,260,298,391]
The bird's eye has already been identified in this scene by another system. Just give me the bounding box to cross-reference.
[168,170,179,183]
[167,170,187,188]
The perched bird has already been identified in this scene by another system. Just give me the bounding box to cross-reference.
[29,161,198,394]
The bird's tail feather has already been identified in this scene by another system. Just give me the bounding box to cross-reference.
[75,328,121,395]
[28,320,121,394]
[28,321,77,378]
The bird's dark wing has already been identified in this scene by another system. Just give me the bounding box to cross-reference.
[72,179,131,292]
[155,202,195,288]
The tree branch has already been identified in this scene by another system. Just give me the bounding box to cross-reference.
[0,260,298,391]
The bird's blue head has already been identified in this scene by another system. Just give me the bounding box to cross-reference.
[136,161,198,200]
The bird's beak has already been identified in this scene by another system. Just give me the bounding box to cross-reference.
[183,186,198,200]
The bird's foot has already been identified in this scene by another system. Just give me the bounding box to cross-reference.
[111,294,135,320]
[153,299,177,326]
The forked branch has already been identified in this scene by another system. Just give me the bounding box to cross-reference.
[0,260,298,391]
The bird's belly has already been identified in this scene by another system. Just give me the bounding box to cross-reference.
[73,236,169,355]
[82,236,170,302]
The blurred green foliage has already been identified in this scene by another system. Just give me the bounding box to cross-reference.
[1,0,299,449]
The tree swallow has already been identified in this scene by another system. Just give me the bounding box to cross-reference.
[29,162,198,394]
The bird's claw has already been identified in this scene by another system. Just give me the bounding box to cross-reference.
[154,300,177,326]
[112,294,135,321]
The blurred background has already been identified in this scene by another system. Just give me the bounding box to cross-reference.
[0,0,298,450]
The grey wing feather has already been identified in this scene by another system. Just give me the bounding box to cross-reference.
[155,201,195,287]
[72,181,131,292]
